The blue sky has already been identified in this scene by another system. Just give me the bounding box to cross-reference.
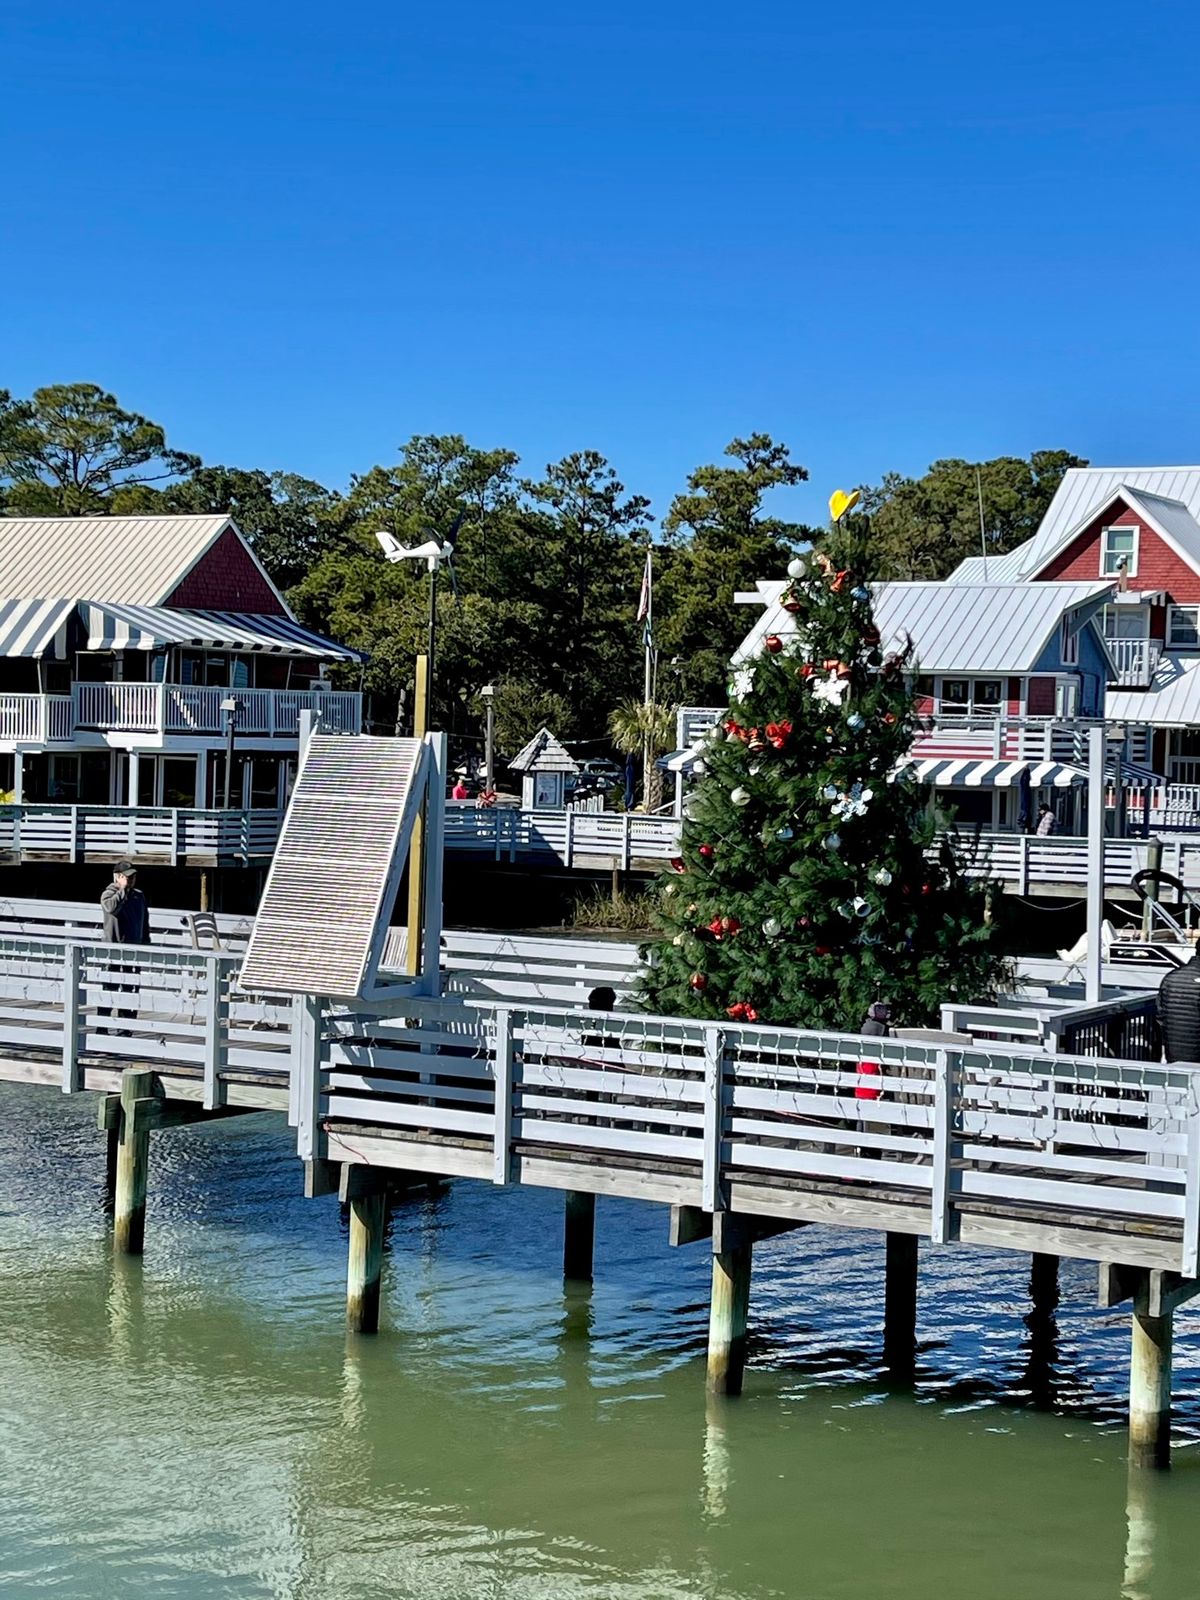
[2,1,1198,529]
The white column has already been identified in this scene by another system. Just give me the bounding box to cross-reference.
[1086,725,1106,1003]
[194,753,205,808]
[127,749,141,808]
[12,752,23,804]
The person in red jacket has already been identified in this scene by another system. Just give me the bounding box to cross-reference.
[856,1000,892,1100]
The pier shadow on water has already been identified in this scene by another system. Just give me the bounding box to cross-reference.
[0,1082,1197,1599]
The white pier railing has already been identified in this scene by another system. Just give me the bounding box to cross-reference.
[0,805,283,864]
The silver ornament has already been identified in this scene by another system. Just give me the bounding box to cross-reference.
[762,916,781,939]
[731,787,750,807]
[787,556,807,580]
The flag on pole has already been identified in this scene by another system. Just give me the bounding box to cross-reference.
[637,548,653,645]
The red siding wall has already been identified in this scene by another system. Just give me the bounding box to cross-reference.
[164,528,286,615]
[1035,502,1200,602]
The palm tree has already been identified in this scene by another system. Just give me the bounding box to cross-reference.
[608,698,674,811]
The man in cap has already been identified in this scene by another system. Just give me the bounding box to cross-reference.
[101,861,151,946]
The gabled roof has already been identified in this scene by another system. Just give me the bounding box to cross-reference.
[944,545,1031,583]
[1018,484,1200,579]
[509,727,578,773]
[0,514,292,615]
[733,580,1114,675]
[1014,467,1200,578]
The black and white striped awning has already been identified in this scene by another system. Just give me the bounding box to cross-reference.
[0,598,77,659]
[896,758,1087,788]
[657,748,701,774]
[81,602,362,661]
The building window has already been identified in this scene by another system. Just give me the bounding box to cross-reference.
[1102,604,1150,639]
[1101,524,1138,577]
[1168,606,1200,649]
[939,678,1002,717]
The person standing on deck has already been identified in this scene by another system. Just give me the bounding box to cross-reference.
[101,861,151,946]
[1158,954,1200,1063]
[1036,805,1058,837]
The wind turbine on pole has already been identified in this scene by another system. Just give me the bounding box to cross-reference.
[374,512,465,729]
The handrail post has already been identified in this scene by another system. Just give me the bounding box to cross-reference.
[492,1006,516,1184]
[69,804,79,864]
[623,812,632,871]
[293,993,324,1157]
[564,806,574,868]
[930,1048,955,1243]
[61,942,82,1092]
[1183,1104,1200,1280]
[702,1026,727,1214]
[202,954,228,1109]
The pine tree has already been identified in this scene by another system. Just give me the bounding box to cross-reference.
[643,551,1008,1030]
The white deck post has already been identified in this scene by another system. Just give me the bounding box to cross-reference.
[293,993,324,1157]
[702,1026,727,1215]
[420,733,446,997]
[60,942,82,1092]
[202,954,228,1110]
[1086,725,1106,1003]
[492,1007,515,1184]
[930,1048,954,1243]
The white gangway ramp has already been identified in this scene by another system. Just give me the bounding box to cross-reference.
[238,732,444,999]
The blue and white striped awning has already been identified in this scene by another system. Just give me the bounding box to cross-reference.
[897,758,1087,788]
[81,602,362,661]
[0,598,77,659]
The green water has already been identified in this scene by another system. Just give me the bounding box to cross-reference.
[0,1083,1197,1599]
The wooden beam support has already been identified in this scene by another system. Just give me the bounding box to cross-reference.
[347,1190,388,1334]
[304,1158,341,1199]
[98,1095,258,1133]
[1030,1251,1060,1314]
[563,1189,596,1282]
[1100,1264,1200,1318]
[713,1213,807,1254]
[707,1241,752,1397]
[669,1204,712,1247]
[883,1231,918,1380]
[1130,1273,1173,1470]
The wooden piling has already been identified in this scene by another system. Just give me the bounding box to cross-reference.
[707,1242,752,1396]
[113,1068,155,1255]
[1030,1251,1060,1313]
[103,1124,119,1217]
[883,1231,918,1378]
[563,1190,596,1282]
[347,1191,388,1334]
[1130,1280,1173,1469]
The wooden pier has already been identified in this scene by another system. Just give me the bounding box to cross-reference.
[0,925,1197,1464]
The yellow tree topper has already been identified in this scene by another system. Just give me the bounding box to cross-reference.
[828,487,861,523]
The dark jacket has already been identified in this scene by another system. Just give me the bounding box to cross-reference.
[1158,957,1200,1063]
[100,884,151,946]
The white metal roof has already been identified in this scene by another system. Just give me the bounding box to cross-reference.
[1108,654,1200,728]
[0,513,291,612]
[509,727,578,773]
[944,546,1030,583]
[1014,468,1200,578]
[733,580,1113,674]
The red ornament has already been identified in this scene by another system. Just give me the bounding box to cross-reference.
[782,594,801,614]
[797,915,811,929]
[815,945,832,956]
[797,663,815,680]
[765,634,783,654]
[670,857,686,873]
[726,1001,759,1023]
[830,569,850,594]
[689,973,708,991]
[708,916,725,937]
[720,915,741,935]
[698,843,715,860]
[921,882,934,896]
[882,712,897,726]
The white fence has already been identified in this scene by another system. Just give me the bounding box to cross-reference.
[294,993,1200,1273]
[0,805,284,864]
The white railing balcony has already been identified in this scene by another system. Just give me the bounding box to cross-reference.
[1106,637,1162,687]
[72,684,362,738]
[0,694,74,745]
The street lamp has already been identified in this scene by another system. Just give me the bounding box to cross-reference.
[220,696,238,809]
[480,683,496,793]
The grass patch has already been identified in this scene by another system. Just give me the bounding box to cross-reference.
[567,886,660,934]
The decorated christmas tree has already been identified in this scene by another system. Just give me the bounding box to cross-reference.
[643,532,1008,1030]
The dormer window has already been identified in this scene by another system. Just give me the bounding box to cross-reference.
[1101,524,1138,577]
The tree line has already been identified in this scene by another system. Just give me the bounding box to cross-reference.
[0,382,1086,762]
